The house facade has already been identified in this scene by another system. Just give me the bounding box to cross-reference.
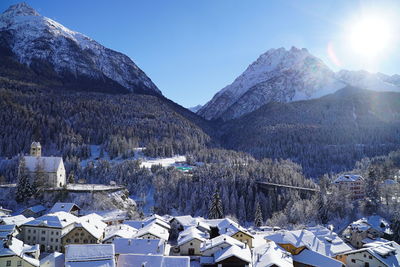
[20,212,78,252]
[333,174,365,200]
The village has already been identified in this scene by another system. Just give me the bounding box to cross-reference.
[0,142,398,267]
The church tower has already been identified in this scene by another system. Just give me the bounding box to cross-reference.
[30,142,41,157]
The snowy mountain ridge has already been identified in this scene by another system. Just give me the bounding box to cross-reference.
[198,47,400,121]
[0,3,161,95]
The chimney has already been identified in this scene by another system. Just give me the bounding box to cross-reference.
[141,223,144,228]
[128,239,131,246]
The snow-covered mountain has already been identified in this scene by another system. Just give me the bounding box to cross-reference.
[188,104,202,113]
[336,70,400,93]
[198,47,400,121]
[0,3,161,95]
[198,47,345,120]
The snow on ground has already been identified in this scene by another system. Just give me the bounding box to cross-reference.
[140,155,186,168]
[80,145,187,170]
[66,184,123,191]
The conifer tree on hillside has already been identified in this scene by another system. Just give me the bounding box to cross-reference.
[365,165,380,215]
[208,188,224,219]
[391,211,400,243]
[254,201,263,227]
[15,157,34,203]
[32,160,45,195]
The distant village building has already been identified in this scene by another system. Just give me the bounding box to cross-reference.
[22,205,46,218]
[0,206,12,217]
[333,174,365,200]
[20,212,78,252]
[337,241,399,267]
[61,214,107,251]
[343,215,393,249]
[0,237,40,267]
[24,142,66,188]
[49,203,81,216]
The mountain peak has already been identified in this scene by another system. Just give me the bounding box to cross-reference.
[198,46,343,120]
[2,2,39,17]
[0,2,161,96]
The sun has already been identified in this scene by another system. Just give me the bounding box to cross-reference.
[348,15,393,58]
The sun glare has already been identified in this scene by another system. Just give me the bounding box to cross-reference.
[348,15,393,58]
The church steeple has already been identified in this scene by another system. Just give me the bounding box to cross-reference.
[30,142,41,157]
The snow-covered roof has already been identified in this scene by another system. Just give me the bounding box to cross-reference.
[292,248,343,267]
[113,238,165,255]
[104,224,137,242]
[350,215,392,235]
[343,241,400,267]
[177,228,206,247]
[201,234,245,252]
[24,156,63,173]
[96,210,127,223]
[23,204,46,214]
[65,244,115,263]
[24,211,78,229]
[214,244,252,264]
[217,218,254,238]
[1,214,34,226]
[0,237,40,266]
[71,213,107,239]
[172,216,211,231]
[135,221,169,241]
[0,206,12,213]
[253,241,293,267]
[333,174,364,183]
[0,224,17,233]
[265,226,351,257]
[117,254,190,267]
[40,252,65,267]
[49,203,81,214]
[382,179,398,185]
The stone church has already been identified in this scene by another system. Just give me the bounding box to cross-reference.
[24,142,66,188]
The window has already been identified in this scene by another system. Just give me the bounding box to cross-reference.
[42,230,46,234]
[6,260,11,266]
[28,229,31,233]
[17,261,22,266]
[51,238,53,242]
[75,233,79,236]
[352,259,356,263]
[66,239,71,243]
[365,263,369,267]
[369,256,372,259]
[28,236,31,240]
[84,239,88,243]
[50,245,53,250]
[80,233,84,236]
[55,239,58,242]
[41,237,45,241]
[74,239,79,243]
[55,246,58,251]
[51,231,54,235]
[33,230,36,233]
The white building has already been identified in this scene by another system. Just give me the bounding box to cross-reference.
[20,211,78,252]
[24,142,66,188]
[333,174,365,200]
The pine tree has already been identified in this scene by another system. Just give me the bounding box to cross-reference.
[15,157,33,203]
[208,188,224,219]
[68,171,75,184]
[365,165,380,215]
[391,211,400,243]
[254,201,263,227]
[33,160,46,195]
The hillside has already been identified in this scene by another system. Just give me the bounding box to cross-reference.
[219,87,400,177]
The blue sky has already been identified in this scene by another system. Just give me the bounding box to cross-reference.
[1,0,400,107]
